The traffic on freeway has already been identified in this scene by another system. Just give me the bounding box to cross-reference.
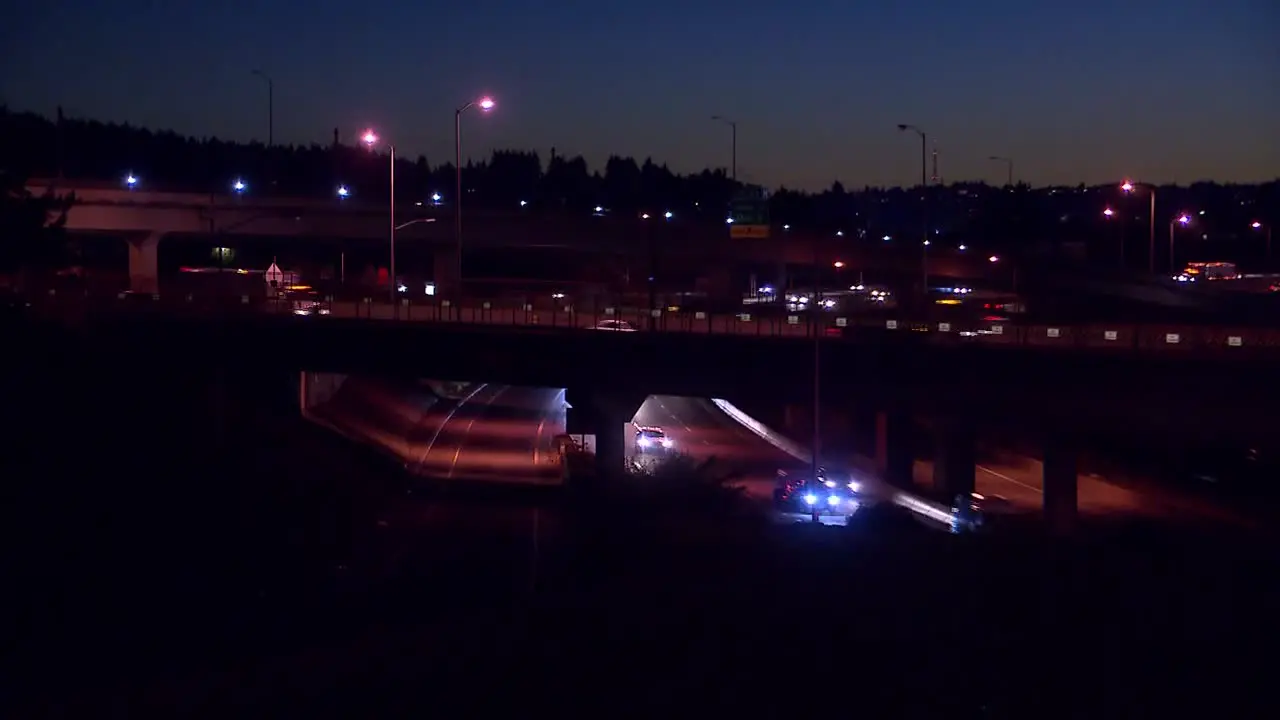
[308,377,568,485]
[25,287,1280,355]
[303,375,1255,532]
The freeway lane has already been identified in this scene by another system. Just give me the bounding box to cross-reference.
[311,378,565,485]
[413,384,566,483]
[631,395,809,497]
[912,454,1256,527]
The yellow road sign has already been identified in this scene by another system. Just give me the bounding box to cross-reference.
[730,224,770,239]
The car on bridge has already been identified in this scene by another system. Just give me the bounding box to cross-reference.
[594,319,636,331]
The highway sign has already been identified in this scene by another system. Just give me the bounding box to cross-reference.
[265,262,283,287]
[730,186,770,239]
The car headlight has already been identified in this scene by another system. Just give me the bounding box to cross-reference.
[847,481,861,492]
[827,495,840,506]
[661,438,673,448]
[637,438,651,447]
[803,494,817,506]
[824,480,836,488]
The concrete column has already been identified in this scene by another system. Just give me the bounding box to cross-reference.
[932,418,976,500]
[127,232,164,294]
[1043,437,1079,534]
[564,386,643,481]
[875,410,914,489]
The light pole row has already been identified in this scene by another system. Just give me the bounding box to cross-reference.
[360,96,495,303]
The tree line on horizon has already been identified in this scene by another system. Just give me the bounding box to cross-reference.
[1,106,1276,277]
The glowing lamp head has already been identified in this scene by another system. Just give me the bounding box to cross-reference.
[833,261,845,269]
[1103,207,1114,217]
[1177,214,1191,225]
[477,97,496,111]
[125,174,138,187]
[431,192,442,202]
[232,178,246,193]
[1252,221,1263,229]
[641,213,650,220]
[664,211,673,219]
[361,130,379,147]
[1121,181,1135,193]
[988,255,999,263]
[958,244,967,251]
[337,185,350,198]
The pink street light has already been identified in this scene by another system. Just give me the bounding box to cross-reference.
[362,128,397,306]
[455,95,497,291]
[1168,213,1193,274]
[1121,179,1158,274]
[1103,207,1115,217]
[1252,221,1272,266]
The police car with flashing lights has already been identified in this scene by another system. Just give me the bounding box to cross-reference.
[633,426,674,454]
[774,468,864,515]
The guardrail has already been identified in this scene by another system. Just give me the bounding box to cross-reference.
[13,288,1280,356]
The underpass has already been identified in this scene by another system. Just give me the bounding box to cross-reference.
[302,374,1250,532]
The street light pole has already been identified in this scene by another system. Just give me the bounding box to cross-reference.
[711,115,737,183]
[898,124,929,291]
[362,131,396,307]
[988,156,1013,186]
[1169,214,1190,274]
[455,96,496,296]
[1121,181,1158,275]
[1253,222,1271,267]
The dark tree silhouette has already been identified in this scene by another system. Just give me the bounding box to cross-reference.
[0,168,74,276]
[1,107,1276,265]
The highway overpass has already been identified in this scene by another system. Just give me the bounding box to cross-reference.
[23,292,1280,530]
[28,180,999,294]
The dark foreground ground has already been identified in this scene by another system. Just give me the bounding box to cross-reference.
[3,323,1276,718]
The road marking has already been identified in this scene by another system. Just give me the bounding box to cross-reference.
[978,464,1042,493]
[414,383,489,473]
[532,417,547,464]
[447,386,509,479]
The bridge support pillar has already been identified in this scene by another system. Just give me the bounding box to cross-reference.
[932,418,976,500]
[127,232,164,294]
[875,410,914,489]
[1043,437,1078,535]
[564,387,645,482]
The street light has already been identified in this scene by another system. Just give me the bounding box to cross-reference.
[897,123,929,290]
[710,115,737,183]
[232,178,247,194]
[124,173,139,189]
[455,95,496,294]
[336,185,350,199]
[987,156,1014,186]
[362,129,398,306]
[1252,221,1272,266]
[1121,180,1158,274]
[1169,213,1191,274]
[1103,207,1124,266]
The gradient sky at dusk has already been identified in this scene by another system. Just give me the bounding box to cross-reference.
[4,1,1278,190]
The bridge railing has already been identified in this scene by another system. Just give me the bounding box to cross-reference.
[16,287,1280,356]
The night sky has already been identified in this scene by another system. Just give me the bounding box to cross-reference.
[4,1,1277,190]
